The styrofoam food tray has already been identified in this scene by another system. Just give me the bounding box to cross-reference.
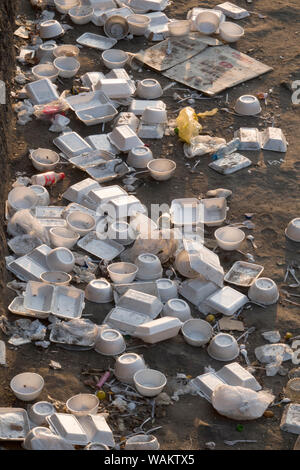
[94,79,134,99]
[170,198,202,226]
[209,153,252,175]
[37,218,67,229]
[76,103,118,126]
[76,32,117,50]
[53,132,92,159]
[65,90,111,111]
[205,286,248,316]
[46,413,88,446]
[7,244,51,282]
[0,408,30,441]
[86,159,129,183]
[24,281,54,314]
[77,231,124,261]
[69,150,115,170]
[117,289,162,318]
[224,261,264,287]
[113,281,159,302]
[133,316,182,343]
[51,286,85,320]
[104,306,152,334]
[202,197,227,226]
[129,100,166,116]
[191,372,226,402]
[62,178,100,204]
[77,414,115,447]
[25,78,59,105]
[8,296,49,319]
[31,206,66,219]
[85,134,119,154]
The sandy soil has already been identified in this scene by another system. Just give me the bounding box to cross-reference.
[0,0,300,451]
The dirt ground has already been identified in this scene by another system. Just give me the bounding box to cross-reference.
[0,0,300,451]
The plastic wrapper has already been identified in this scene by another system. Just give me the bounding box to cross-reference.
[176,107,202,144]
[184,135,226,159]
[7,209,50,245]
[30,433,75,450]
[34,91,70,121]
[49,319,98,347]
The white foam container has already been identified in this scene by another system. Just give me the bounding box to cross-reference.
[10,373,44,402]
[24,281,54,314]
[28,402,55,425]
[133,368,167,396]
[108,124,144,151]
[66,394,99,417]
[77,231,124,260]
[170,198,202,226]
[0,408,30,440]
[7,244,51,282]
[95,78,134,99]
[51,285,85,319]
[117,288,162,317]
[133,316,182,343]
[217,362,261,391]
[206,286,248,316]
[53,132,92,159]
[202,197,227,226]
[46,413,88,445]
[62,178,100,204]
[25,78,59,105]
[78,414,115,447]
[129,99,166,115]
[104,306,151,334]
[179,278,219,307]
[76,32,117,50]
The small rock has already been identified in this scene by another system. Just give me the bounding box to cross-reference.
[49,360,62,370]
[263,410,274,418]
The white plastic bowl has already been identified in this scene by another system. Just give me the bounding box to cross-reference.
[147,159,176,181]
[162,298,191,322]
[156,278,178,303]
[114,353,146,384]
[127,14,150,35]
[49,227,80,249]
[234,95,262,116]
[102,49,129,69]
[39,20,64,39]
[181,319,213,347]
[168,20,190,37]
[135,253,163,281]
[107,262,138,284]
[68,6,94,24]
[10,372,44,401]
[207,333,240,362]
[219,21,244,42]
[40,271,72,286]
[30,185,50,206]
[195,11,220,35]
[32,64,59,83]
[8,186,38,213]
[248,277,279,305]
[133,369,167,397]
[31,148,60,171]
[214,226,245,251]
[85,278,113,303]
[127,146,154,169]
[285,218,300,242]
[66,393,99,416]
[66,211,96,236]
[54,56,80,79]
[94,329,126,356]
[54,0,80,14]
[125,434,160,450]
[136,79,163,99]
[142,106,167,124]
[28,401,55,425]
[46,247,75,273]
[53,44,80,58]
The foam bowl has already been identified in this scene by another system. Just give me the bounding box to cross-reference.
[68,6,94,24]
[102,49,129,69]
[32,64,59,83]
[162,298,191,322]
[219,21,244,42]
[214,226,245,251]
[28,401,55,425]
[46,247,75,273]
[8,186,38,213]
[85,278,113,303]
[156,278,178,303]
[133,369,167,397]
[142,106,167,124]
[107,221,136,246]
[181,319,213,347]
[168,20,190,37]
[30,185,50,206]
[195,11,220,35]
[54,44,80,58]
[94,328,126,356]
[36,42,57,62]
[85,443,109,450]
[135,253,163,280]
[147,158,176,181]
[207,333,240,361]
[54,0,80,14]
[107,262,138,284]
[66,393,99,416]
[39,20,64,39]
[66,211,96,236]
[248,277,279,305]
[31,148,60,172]
[49,227,80,249]
[136,79,163,99]
[125,434,160,450]
[114,353,147,384]
[127,146,154,169]
[54,56,80,79]
[23,427,53,450]
[104,15,129,40]
[174,250,198,278]
[234,95,262,116]
[285,218,300,242]
[40,271,72,286]
[10,372,44,401]
[127,14,150,35]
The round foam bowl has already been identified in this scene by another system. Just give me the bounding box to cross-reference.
[36,42,57,61]
[174,250,199,278]
[10,372,44,401]
[127,146,154,169]
[39,20,64,39]
[162,298,191,322]
[133,369,167,397]
[214,226,245,251]
[30,185,50,206]
[248,277,279,305]
[207,333,240,362]
[40,271,72,286]
[181,319,213,347]
[219,21,244,42]
[142,106,167,124]
[32,64,59,83]
[53,44,80,58]
[168,20,190,37]
[195,11,220,35]
[49,227,80,249]
[135,253,163,281]
[85,278,113,303]
[68,6,94,24]
[101,49,129,69]
[23,427,53,450]
[104,15,129,40]
[114,353,146,384]
[234,95,262,116]
[136,79,163,99]
[156,278,178,303]
[125,434,160,450]
[28,401,55,425]
[54,56,80,78]
[285,218,300,242]
[54,0,80,14]
[95,329,126,356]
[127,14,150,35]
[84,443,110,450]
[147,159,176,181]
[31,148,60,172]
[107,262,138,284]
[66,393,99,416]
[46,247,75,273]
[107,221,136,246]
[7,186,38,212]
[66,211,96,236]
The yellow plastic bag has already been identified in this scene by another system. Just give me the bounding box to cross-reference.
[197,108,218,119]
[176,107,202,144]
